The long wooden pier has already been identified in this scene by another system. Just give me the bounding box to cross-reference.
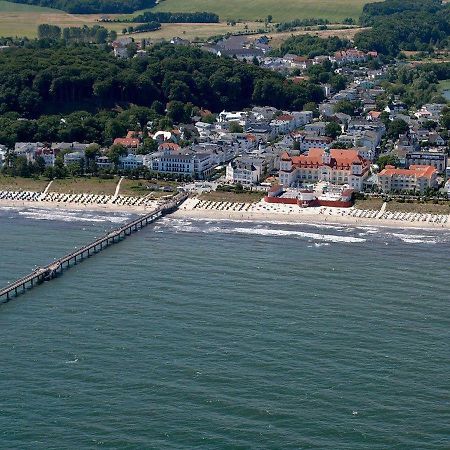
[0,192,188,304]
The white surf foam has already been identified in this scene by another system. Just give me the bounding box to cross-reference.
[18,209,132,224]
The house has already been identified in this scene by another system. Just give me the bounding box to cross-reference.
[377,165,438,193]
[145,147,215,179]
[118,154,144,170]
[64,151,85,166]
[95,155,114,170]
[112,38,132,58]
[406,149,447,174]
[170,36,190,46]
[304,121,327,136]
[296,134,333,152]
[34,148,58,167]
[225,157,263,185]
[330,49,367,65]
[278,148,370,191]
[14,142,45,161]
[113,136,141,149]
[414,103,445,121]
[270,114,296,135]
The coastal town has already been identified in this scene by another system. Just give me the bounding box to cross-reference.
[2,0,450,448]
[1,23,450,229]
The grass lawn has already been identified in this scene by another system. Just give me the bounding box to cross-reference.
[386,201,450,215]
[0,174,49,191]
[199,190,264,203]
[148,0,369,22]
[49,177,119,195]
[354,198,384,210]
[120,179,152,197]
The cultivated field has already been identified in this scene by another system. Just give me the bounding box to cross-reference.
[127,21,259,41]
[149,0,369,22]
[0,0,370,38]
[49,177,118,195]
[0,11,125,37]
[257,26,369,48]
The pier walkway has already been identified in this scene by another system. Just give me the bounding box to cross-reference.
[0,192,188,304]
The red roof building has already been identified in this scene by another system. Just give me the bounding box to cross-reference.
[378,165,438,193]
[279,148,370,192]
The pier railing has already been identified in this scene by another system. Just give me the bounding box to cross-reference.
[0,192,188,304]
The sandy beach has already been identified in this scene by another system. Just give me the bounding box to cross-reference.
[1,194,449,229]
[173,198,450,230]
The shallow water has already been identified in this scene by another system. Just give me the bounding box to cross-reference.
[1,207,449,448]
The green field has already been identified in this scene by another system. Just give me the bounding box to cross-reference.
[0,0,62,12]
[0,0,369,38]
[149,0,369,22]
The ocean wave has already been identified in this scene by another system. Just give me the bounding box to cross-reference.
[229,227,366,243]
[17,209,132,224]
[168,220,366,243]
[391,233,439,244]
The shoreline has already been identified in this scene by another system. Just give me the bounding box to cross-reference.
[1,197,449,230]
[0,199,153,214]
[172,208,450,230]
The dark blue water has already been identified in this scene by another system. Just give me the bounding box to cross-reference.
[1,207,449,449]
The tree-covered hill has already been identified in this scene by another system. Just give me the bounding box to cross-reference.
[0,44,324,117]
[355,0,450,55]
[2,0,156,14]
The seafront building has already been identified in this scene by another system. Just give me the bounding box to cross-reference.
[377,165,438,193]
[144,147,216,179]
[278,148,370,191]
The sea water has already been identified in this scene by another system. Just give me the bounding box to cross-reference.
[0,207,449,449]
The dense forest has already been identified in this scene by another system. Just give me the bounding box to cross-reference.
[274,35,351,58]
[355,0,450,55]
[4,0,156,13]
[131,11,219,24]
[0,44,325,146]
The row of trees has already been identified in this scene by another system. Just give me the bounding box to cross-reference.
[275,18,329,32]
[132,11,219,24]
[6,0,156,13]
[0,43,325,118]
[37,24,117,44]
[123,22,161,35]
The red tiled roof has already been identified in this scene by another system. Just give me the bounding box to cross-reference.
[277,114,294,121]
[159,142,180,151]
[113,137,140,147]
[284,148,369,171]
[379,165,437,179]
